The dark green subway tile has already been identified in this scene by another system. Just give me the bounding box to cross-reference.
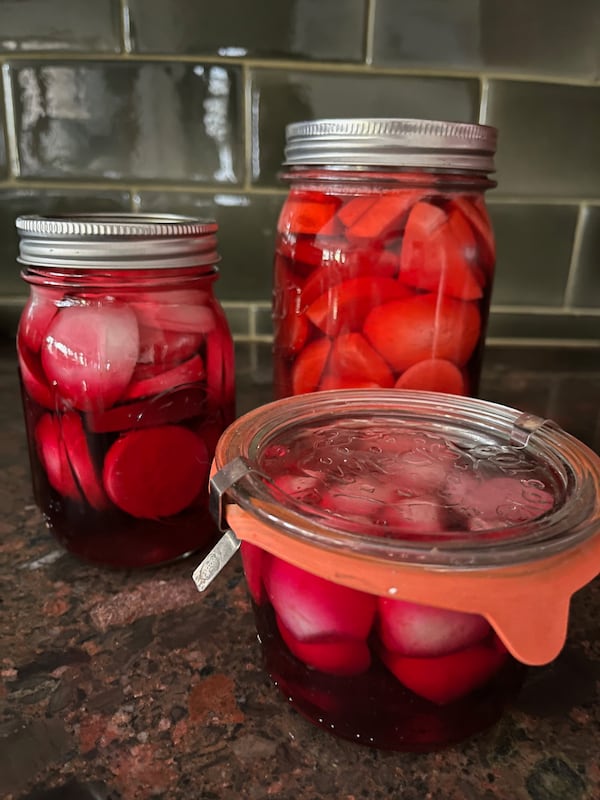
[136,191,283,300]
[11,62,243,184]
[373,0,600,81]
[222,304,251,337]
[373,0,481,71]
[570,207,600,309]
[487,310,600,341]
[254,305,274,337]
[488,203,577,307]
[488,81,600,198]
[0,1,121,53]
[251,69,479,186]
[0,188,131,296]
[127,0,367,62]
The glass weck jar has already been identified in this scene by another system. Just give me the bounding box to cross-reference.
[273,118,498,399]
[16,214,235,568]
[193,389,600,752]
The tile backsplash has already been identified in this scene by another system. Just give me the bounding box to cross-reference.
[0,0,599,345]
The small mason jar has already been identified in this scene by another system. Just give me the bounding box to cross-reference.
[195,389,600,752]
[16,214,235,568]
[273,118,498,399]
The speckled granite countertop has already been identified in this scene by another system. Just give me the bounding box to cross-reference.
[1,341,600,800]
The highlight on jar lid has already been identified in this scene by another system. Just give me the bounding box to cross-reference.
[283,117,497,172]
[197,389,600,667]
[16,213,219,270]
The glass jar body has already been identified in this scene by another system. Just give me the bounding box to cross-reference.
[273,169,496,399]
[18,265,235,568]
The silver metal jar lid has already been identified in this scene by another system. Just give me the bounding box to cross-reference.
[284,118,497,173]
[16,213,220,270]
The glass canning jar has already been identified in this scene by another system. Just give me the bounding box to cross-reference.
[194,389,600,751]
[16,214,235,568]
[273,118,498,400]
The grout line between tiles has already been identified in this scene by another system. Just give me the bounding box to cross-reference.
[563,204,588,308]
[478,77,490,124]
[364,0,377,66]
[119,0,133,55]
[491,303,600,316]
[242,62,253,192]
[1,64,20,177]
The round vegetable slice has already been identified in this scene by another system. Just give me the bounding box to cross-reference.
[138,326,202,367]
[41,303,140,411]
[103,425,208,519]
[86,386,206,434]
[35,413,82,501]
[122,354,205,401]
[59,411,109,510]
[132,300,216,334]
[18,292,60,353]
[328,332,394,387]
[394,358,466,395]
[363,293,481,372]
[17,339,55,409]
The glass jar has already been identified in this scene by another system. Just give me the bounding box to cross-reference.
[194,389,600,751]
[273,118,497,399]
[16,214,235,568]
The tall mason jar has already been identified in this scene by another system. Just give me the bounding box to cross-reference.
[273,118,498,399]
[16,214,235,568]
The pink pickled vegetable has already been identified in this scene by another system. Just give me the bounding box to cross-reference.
[277,615,371,677]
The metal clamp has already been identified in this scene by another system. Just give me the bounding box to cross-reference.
[209,456,253,531]
[510,413,556,447]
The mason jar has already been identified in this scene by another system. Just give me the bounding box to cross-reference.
[194,389,600,751]
[16,214,235,568]
[273,118,497,399]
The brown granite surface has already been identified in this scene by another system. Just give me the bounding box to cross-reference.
[1,341,600,800]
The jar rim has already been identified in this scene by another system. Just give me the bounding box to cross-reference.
[283,118,497,173]
[213,389,600,571]
[16,213,220,270]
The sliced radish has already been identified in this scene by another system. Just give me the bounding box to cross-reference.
[59,412,109,510]
[35,413,82,501]
[132,301,216,334]
[328,333,394,387]
[380,642,507,705]
[138,326,202,366]
[265,557,376,642]
[377,597,490,657]
[41,304,140,411]
[122,354,205,401]
[451,196,496,272]
[19,292,60,353]
[374,497,445,535]
[103,425,208,519]
[86,386,206,433]
[447,475,555,528]
[291,338,332,395]
[272,474,322,502]
[205,324,235,410]
[277,615,371,677]
[319,376,380,391]
[363,294,481,372]
[320,479,399,519]
[394,359,466,395]
[240,541,269,605]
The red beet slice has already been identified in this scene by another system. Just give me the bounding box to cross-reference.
[299,249,399,307]
[59,412,109,510]
[319,376,380,390]
[122,354,205,401]
[377,598,490,657]
[17,339,55,409]
[277,311,309,357]
[380,642,507,705]
[19,292,60,353]
[306,277,411,337]
[394,358,466,395]
[336,195,377,227]
[35,413,82,501]
[138,326,202,366]
[86,386,206,433]
[132,300,216,334]
[452,196,496,272]
[205,325,235,410]
[328,333,394,387]
[41,303,140,411]
[103,425,209,518]
[240,541,269,605]
[363,293,481,372]
[291,338,332,395]
[265,557,376,642]
[277,615,371,677]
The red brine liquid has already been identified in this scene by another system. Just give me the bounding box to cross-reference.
[18,275,235,568]
[241,419,558,750]
[273,180,495,399]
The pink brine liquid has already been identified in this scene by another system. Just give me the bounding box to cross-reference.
[18,274,235,568]
[241,418,558,750]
